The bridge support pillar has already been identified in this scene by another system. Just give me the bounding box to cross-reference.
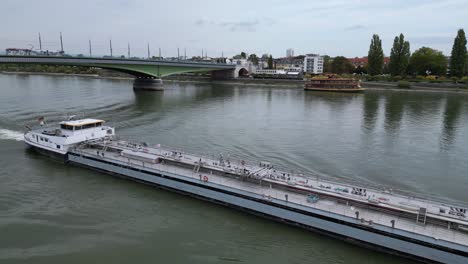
[211,69,235,80]
[133,78,164,91]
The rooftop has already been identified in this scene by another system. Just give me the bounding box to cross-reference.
[60,118,104,127]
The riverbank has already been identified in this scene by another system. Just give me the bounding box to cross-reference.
[362,81,468,93]
[1,71,100,78]
[3,71,468,93]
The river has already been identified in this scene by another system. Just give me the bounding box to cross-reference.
[1,74,467,264]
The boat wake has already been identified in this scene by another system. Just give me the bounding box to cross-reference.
[0,129,24,141]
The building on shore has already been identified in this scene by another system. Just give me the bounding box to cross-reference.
[303,54,324,74]
[6,48,33,56]
[228,58,257,78]
[347,57,391,68]
[253,68,303,79]
[228,52,323,77]
[6,48,65,57]
[286,48,294,58]
[273,55,305,70]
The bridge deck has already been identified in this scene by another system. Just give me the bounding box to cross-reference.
[0,55,235,68]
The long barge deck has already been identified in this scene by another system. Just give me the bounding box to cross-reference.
[68,137,468,263]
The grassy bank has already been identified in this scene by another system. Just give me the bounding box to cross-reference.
[363,75,468,84]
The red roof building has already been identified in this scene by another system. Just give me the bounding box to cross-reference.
[347,57,390,68]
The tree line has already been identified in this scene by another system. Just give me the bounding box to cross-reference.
[0,64,98,75]
[366,29,467,77]
[326,29,467,78]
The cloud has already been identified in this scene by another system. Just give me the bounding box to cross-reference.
[195,18,261,32]
[195,19,205,26]
[410,35,453,45]
[1,0,464,58]
[410,36,454,44]
[220,20,260,32]
[194,18,216,26]
[344,25,367,31]
[302,2,352,14]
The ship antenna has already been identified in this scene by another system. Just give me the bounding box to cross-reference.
[60,32,64,53]
[38,32,42,51]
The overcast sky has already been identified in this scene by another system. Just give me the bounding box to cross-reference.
[1,0,466,58]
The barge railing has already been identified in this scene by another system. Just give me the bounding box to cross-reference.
[70,145,468,247]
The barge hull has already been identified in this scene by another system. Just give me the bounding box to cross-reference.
[304,88,365,92]
[25,141,68,162]
[68,153,467,264]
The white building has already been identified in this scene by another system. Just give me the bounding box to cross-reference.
[6,48,33,56]
[286,48,294,58]
[283,66,303,72]
[303,54,324,74]
[253,68,303,79]
[228,58,257,78]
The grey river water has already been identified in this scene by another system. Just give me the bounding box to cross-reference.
[1,74,468,264]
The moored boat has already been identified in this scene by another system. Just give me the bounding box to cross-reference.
[305,77,364,92]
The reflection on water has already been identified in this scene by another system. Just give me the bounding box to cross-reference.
[362,92,380,133]
[440,95,464,151]
[384,93,405,135]
[304,91,362,107]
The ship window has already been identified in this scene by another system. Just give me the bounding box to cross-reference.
[44,138,49,142]
[81,122,102,129]
[56,145,61,149]
[60,124,74,130]
[40,137,44,141]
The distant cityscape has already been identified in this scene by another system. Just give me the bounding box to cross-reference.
[4,47,330,79]
[3,28,467,82]
[1,31,382,79]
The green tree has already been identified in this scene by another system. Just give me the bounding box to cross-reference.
[248,54,259,65]
[449,29,467,77]
[56,66,66,73]
[367,34,384,75]
[382,63,390,75]
[409,47,448,76]
[322,55,331,72]
[240,52,247,59]
[354,65,367,74]
[465,56,468,74]
[330,56,354,74]
[267,55,273,69]
[389,33,410,76]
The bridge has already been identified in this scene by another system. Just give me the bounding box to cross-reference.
[0,55,235,90]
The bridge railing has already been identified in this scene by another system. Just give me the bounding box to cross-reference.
[0,53,233,66]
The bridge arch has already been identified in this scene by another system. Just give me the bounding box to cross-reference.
[86,63,231,78]
[0,55,236,90]
[238,68,249,77]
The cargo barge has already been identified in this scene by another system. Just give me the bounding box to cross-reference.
[24,118,468,263]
